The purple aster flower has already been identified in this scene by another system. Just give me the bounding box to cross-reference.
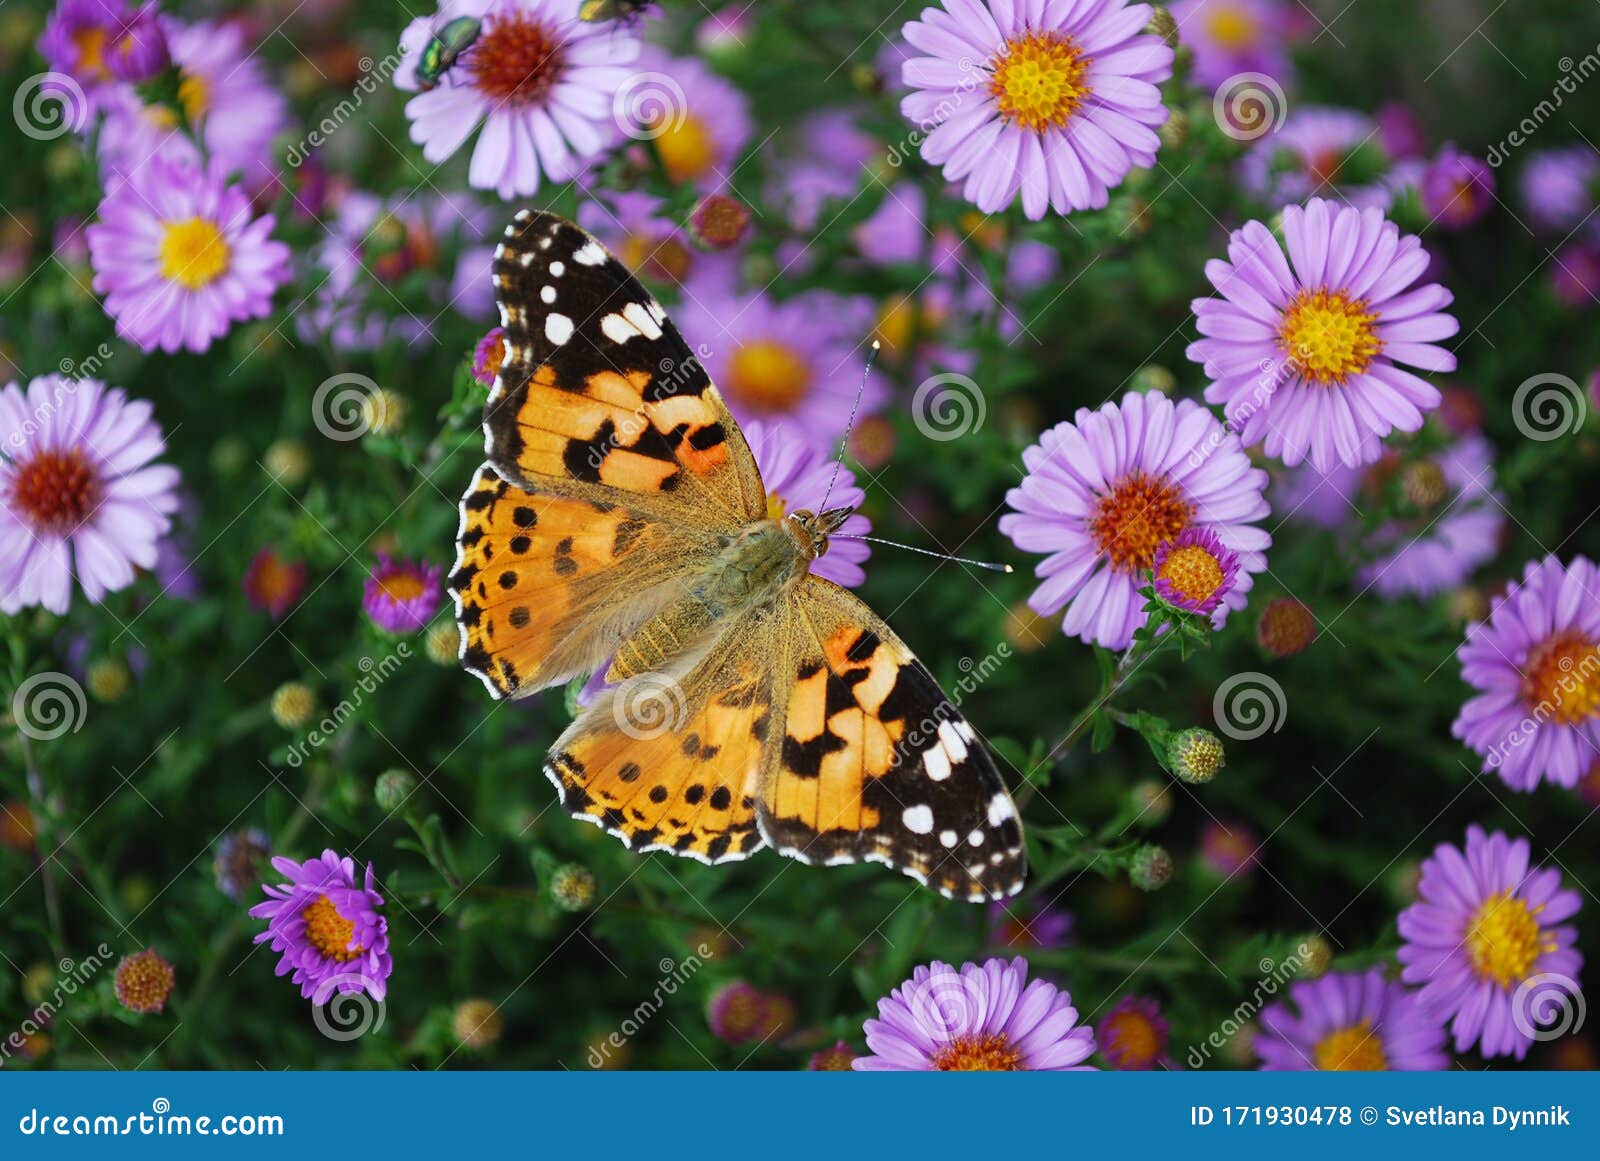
[855,957,1096,1071]
[1152,526,1241,615]
[675,284,879,451]
[103,2,168,82]
[1239,106,1393,210]
[87,158,289,355]
[37,0,131,107]
[1356,433,1504,600]
[214,827,271,900]
[364,554,444,634]
[396,0,640,200]
[1200,817,1259,879]
[576,189,697,285]
[1168,0,1293,91]
[628,46,753,192]
[1189,198,1458,472]
[1256,968,1449,1070]
[1097,994,1168,1070]
[1000,392,1271,650]
[1398,826,1582,1060]
[899,0,1174,219]
[1376,102,1426,161]
[771,109,877,231]
[249,850,393,1003]
[472,326,506,387]
[1551,236,1600,309]
[743,419,871,589]
[989,900,1074,950]
[1420,144,1495,229]
[1452,554,1600,792]
[1,375,179,615]
[706,980,772,1045]
[1519,145,1599,233]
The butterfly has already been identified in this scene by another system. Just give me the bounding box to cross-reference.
[451,211,1026,902]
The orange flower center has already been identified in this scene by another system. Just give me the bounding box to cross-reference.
[1313,1019,1388,1070]
[621,233,692,283]
[11,448,100,534]
[1090,473,1192,573]
[989,31,1091,133]
[1156,543,1225,603]
[158,217,231,290]
[1102,1010,1163,1068]
[378,571,427,603]
[1523,630,1600,725]
[1206,5,1259,50]
[72,26,109,80]
[1466,890,1549,989]
[302,894,363,962]
[1279,288,1382,386]
[932,1033,1024,1071]
[653,114,716,184]
[726,340,811,413]
[468,11,565,105]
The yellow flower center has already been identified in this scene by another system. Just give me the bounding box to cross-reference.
[653,113,716,184]
[989,31,1091,133]
[178,70,210,122]
[958,210,1006,251]
[1523,630,1600,725]
[1102,1009,1162,1068]
[302,894,363,962]
[932,1033,1024,1071]
[874,294,948,357]
[1090,473,1192,573]
[158,217,231,290]
[1279,288,1382,386]
[1313,1019,1388,1070]
[1156,543,1225,603]
[726,339,811,414]
[1467,890,1550,989]
[72,26,109,80]
[620,232,692,282]
[378,571,427,603]
[1206,5,1259,50]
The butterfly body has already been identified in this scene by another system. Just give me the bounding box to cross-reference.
[453,211,1026,901]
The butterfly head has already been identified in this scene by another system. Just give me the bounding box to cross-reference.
[786,506,853,560]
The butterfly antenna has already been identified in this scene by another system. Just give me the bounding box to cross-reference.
[819,339,879,515]
[832,535,1013,574]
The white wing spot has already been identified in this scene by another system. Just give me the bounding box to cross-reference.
[549,261,565,277]
[968,829,985,847]
[939,829,958,849]
[937,719,969,764]
[987,794,1015,826]
[901,805,934,835]
[545,314,574,346]
[922,745,951,782]
[622,301,663,339]
[573,240,606,266]
[540,286,556,304]
[600,313,635,344]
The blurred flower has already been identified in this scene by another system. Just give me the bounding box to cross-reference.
[1130,778,1172,824]
[361,389,409,437]
[771,109,877,232]
[86,657,130,701]
[1167,727,1225,784]
[1420,144,1495,229]
[1256,968,1447,1070]
[1152,527,1240,615]
[1581,759,1600,809]
[364,554,443,634]
[706,980,771,1045]
[808,1040,857,1070]
[1000,392,1270,649]
[1097,994,1168,1070]
[425,621,462,665]
[1190,198,1457,471]
[576,190,698,285]
[37,0,130,106]
[1,375,180,615]
[1200,819,1258,879]
[243,546,306,621]
[743,419,870,589]
[395,0,641,199]
[851,182,964,273]
[1376,102,1426,160]
[690,193,750,249]
[1239,107,1393,210]
[0,800,36,852]
[472,326,506,387]
[549,863,597,911]
[102,2,166,82]
[1257,596,1316,657]
[855,957,1095,1071]
[1398,826,1582,1060]
[214,828,270,900]
[989,900,1074,950]
[113,948,174,1014]
[452,998,504,1049]
[1550,237,1600,308]
[88,158,290,354]
[1168,0,1293,90]
[1519,145,1599,232]
[250,849,393,1003]
[1453,554,1600,792]
[269,681,317,730]
[263,440,310,487]
[632,46,752,190]
[899,0,1173,219]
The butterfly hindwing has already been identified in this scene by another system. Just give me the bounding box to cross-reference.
[486,210,763,526]
[759,575,1026,902]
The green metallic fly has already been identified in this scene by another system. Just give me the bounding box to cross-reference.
[414,16,482,91]
[578,0,653,27]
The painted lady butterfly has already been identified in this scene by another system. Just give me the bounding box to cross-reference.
[451,211,1025,901]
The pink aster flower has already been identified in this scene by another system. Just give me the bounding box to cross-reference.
[1420,144,1495,229]
[1096,994,1169,1070]
[1551,237,1600,309]
[1519,145,1599,233]
[472,326,506,387]
[1239,106,1393,210]
[37,0,132,108]
[1168,0,1293,91]
[1200,817,1259,879]
[743,419,871,589]
[364,554,444,634]
[396,0,641,200]
[1000,392,1271,650]
[1,375,179,615]
[629,46,753,192]
[898,0,1174,219]
[1452,554,1600,793]
[1257,968,1449,1070]
[87,158,290,355]
[103,3,168,83]
[1152,526,1240,615]
[1189,198,1458,472]
[1398,826,1582,1060]
[249,850,393,1004]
